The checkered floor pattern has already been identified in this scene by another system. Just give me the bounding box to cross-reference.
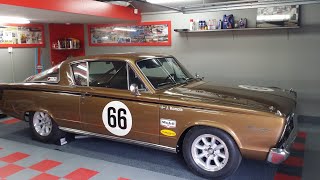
[0,117,185,180]
[274,131,307,180]
[0,149,127,180]
[0,117,307,180]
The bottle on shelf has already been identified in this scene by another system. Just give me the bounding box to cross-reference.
[190,19,195,31]
[195,19,199,30]
[217,20,222,29]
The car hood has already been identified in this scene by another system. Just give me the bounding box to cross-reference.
[161,81,297,116]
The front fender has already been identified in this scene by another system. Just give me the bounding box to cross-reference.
[182,120,243,149]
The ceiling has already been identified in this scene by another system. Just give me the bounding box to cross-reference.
[97,0,246,13]
[98,0,320,13]
[0,4,135,24]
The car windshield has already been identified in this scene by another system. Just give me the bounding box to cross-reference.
[137,57,194,89]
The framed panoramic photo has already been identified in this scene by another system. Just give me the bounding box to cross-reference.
[257,5,300,28]
[88,21,171,46]
[0,24,45,48]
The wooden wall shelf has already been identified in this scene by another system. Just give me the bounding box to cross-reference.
[52,48,81,50]
[174,26,300,33]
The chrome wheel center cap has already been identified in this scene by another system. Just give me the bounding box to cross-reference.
[208,148,214,154]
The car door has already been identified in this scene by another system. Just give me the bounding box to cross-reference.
[71,60,160,144]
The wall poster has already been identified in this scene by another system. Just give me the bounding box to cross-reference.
[0,24,45,48]
[257,5,300,28]
[88,21,171,46]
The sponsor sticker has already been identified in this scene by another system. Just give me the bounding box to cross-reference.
[160,129,176,137]
[47,77,57,82]
[102,101,132,136]
[160,105,183,112]
[160,118,176,128]
[238,85,274,92]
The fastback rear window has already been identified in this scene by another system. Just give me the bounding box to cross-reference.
[26,64,61,83]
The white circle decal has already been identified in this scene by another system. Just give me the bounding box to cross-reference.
[102,101,132,136]
[238,85,274,92]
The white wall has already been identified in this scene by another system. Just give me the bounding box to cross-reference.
[0,24,50,83]
[86,4,320,117]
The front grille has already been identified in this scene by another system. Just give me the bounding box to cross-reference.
[277,114,294,148]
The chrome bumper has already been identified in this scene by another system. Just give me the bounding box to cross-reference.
[267,114,298,164]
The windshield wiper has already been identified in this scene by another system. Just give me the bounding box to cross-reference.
[157,81,176,88]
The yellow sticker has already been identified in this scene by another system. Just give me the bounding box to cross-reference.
[161,129,176,137]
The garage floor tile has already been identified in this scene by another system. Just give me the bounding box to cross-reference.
[0,152,30,163]
[6,168,40,180]
[0,164,25,178]
[30,173,60,180]
[64,168,99,180]
[29,159,62,172]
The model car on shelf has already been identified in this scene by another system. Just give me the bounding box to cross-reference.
[0,53,298,179]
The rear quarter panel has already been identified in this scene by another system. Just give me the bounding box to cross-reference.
[1,88,82,130]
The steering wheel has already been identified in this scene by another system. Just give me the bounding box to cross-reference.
[103,66,125,87]
[90,67,116,86]
[163,73,176,83]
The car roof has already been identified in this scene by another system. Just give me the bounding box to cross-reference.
[64,52,172,64]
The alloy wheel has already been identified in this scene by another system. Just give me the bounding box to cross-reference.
[191,134,229,172]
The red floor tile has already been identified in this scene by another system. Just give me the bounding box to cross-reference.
[29,160,62,172]
[283,156,304,167]
[64,168,99,180]
[274,173,301,180]
[292,142,305,151]
[30,173,60,180]
[297,131,307,139]
[118,177,130,180]
[0,164,24,178]
[0,152,30,163]
[1,118,20,125]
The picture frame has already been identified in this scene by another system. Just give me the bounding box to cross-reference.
[0,24,45,48]
[88,21,171,46]
[257,5,300,28]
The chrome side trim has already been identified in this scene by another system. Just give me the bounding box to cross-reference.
[59,127,177,153]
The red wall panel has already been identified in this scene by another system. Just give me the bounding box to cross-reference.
[0,0,141,21]
[49,24,85,66]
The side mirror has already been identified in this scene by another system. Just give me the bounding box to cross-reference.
[195,73,204,80]
[130,84,141,96]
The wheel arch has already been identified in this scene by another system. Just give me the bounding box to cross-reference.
[23,108,55,122]
[177,122,242,153]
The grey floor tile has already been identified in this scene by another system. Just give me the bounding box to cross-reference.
[6,168,40,180]
[302,131,320,180]
[0,161,7,167]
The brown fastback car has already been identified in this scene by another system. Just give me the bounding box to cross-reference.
[0,53,298,179]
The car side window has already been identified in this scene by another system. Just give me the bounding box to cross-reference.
[71,63,88,86]
[89,61,128,90]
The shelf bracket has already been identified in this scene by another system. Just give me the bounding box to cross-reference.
[185,32,189,40]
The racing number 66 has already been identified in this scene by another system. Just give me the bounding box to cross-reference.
[107,107,127,129]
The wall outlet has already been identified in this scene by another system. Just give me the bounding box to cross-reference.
[8,47,13,53]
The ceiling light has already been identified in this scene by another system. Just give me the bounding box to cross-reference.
[257,14,291,21]
[114,27,136,32]
[0,16,30,24]
[110,1,131,7]
[146,0,198,4]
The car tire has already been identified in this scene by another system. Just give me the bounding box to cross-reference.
[29,111,65,143]
[182,126,242,179]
